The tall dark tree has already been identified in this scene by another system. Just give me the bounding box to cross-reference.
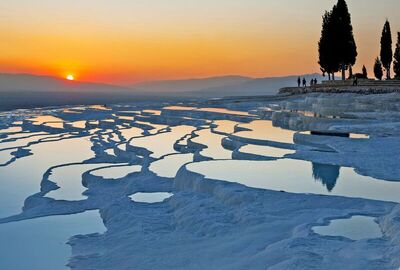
[318,11,339,80]
[374,57,383,80]
[330,0,358,80]
[348,65,353,79]
[380,20,393,79]
[394,32,400,79]
[362,65,368,78]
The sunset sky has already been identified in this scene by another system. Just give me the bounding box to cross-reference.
[0,0,399,85]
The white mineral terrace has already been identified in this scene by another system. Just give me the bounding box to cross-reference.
[0,92,400,269]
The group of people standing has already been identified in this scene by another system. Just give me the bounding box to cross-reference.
[297,77,318,87]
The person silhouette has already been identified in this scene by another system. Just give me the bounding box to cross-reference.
[314,78,318,85]
[297,77,301,87]
[302,78,307,87]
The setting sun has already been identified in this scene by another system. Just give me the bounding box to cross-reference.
[66,74,75,81]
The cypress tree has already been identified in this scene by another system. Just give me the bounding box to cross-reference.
[374,57,383,80]
[330,0,358,80]
[362,65,368,78]
[348,66,353,79]
[380,20,393,79]
[318,11,339,80]
[394,32,400,79]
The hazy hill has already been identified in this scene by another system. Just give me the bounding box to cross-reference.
[192,73,324,97]
[0,73,131,93]
[0,73,325,110]
[0,73,154,111]
[132,76,252,93]
[133,73,324,97]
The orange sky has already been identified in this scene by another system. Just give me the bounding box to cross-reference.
[0,0,399,85]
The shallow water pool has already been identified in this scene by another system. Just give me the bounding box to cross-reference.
[46,163,116,201]
[0,137,94,218]
[0,210,105,270]
[149,153,194,178]
[186,159,400,203]
[313,215,382,240]
[234,120,295,144]
[130,192,173,203]
[91,164,141,179]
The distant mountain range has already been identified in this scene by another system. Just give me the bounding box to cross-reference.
[0,73,147,111]
[0,72,324,110]
[132,76,252,93]
[131,74,323,97]
[191,74,324,97]
[0,73,131,93]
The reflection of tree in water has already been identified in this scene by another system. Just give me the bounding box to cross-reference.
[312,163,340,192]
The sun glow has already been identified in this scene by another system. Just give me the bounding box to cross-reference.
[66,74,75,81]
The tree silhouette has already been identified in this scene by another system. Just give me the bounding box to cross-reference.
[374,57,383,80]
[380,20,393,79]
[319,0,357,81]
[331,0,358,80]
[348,65,353,79]
[362,65,368,79]
[318,11,339,80]
[312,163,340,192]
[394,32,400,79]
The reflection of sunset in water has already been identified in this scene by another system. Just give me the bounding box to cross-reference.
[29,115,65,129]
[163,106,251,116]
[235,120,295,144]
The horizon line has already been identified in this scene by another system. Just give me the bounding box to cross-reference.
[0,71,322,87]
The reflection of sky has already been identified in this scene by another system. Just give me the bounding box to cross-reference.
[239,144,295,158]
[164,106,250,116]
[235,120,295,144]
[213,120,238,134]
[0,210,105,270]
[149,153,194,178]
[119,127,143,141]
[0,126,22,133]
[0,133,50,150]
[0,137,94,218]
[46,163,116,201]
[29,115,64,124]
[131,125,195,158]
[187,159,400,203]
[91,165,141,179]
[29,115,65,129]
[70,121,86,129]
[130,192,173,203]
[313,215,382,240]
[0,150,14,164]
[192,129,232,159]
